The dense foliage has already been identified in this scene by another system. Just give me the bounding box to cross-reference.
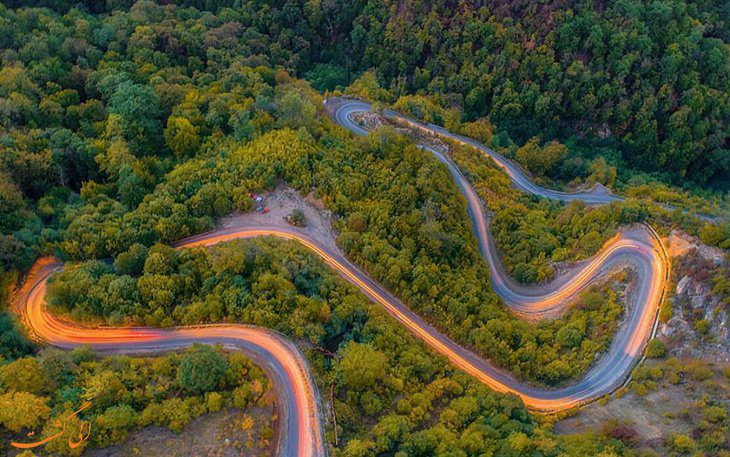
[0,311,34,361]
[447,137,632,283]
[0,0,725,196]
[0,0,662,390]
[0,1,726,455]
[48,238,632,456]
[0,274,34,362]
[50,213,627,387]
[344,0,730,188]
[0,345,272,456]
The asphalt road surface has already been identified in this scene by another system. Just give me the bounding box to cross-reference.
[15,257,325,457]
[12,98,672,457]
[327,98,668,409]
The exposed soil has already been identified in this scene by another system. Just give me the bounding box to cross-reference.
[667,230,725,264]
[85,404,276,457]
[219,185,339,253]
[553,370,728,442]
[553,385,692,441]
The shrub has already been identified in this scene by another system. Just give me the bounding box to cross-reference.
[286,208,307,227]
[178,345,228,394]
[645,338,667,358]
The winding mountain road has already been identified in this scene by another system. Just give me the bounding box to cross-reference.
[14,257,325,457]
[327,97,668,404]
[335,100,623,205]
[12,97,671,456]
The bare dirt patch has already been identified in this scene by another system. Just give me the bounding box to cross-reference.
[553,361,729,450]
[667,230,725,263]
[219,185,339,253]
[86,404,276,457]
[553,384,693,442]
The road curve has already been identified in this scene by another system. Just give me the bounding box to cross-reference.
[177,222,664,411]
[16,218,664,424]
[10,96,670,457]
[335,100,622,205]
[29,222,664,411]
[327,97,669,407]
[14,257,325,457]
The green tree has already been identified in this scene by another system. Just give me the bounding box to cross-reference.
[305,63,349,91]
[114,243,149,276]
[516,138,568,177]
[108,81,163,155]
[645,338,667,358]
[164,116,200,159]
[0,357,48,394]
[37,348,75,389]
[178,345,228,394]
[82,370,127,409]
[0,391,50,432]
[93,404,138,446]
[0,313,34,360]
[277,90,317,130]
[346,71,392,102]
[339,342,388,391]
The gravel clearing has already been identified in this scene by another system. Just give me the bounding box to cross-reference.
[219,185,340,253]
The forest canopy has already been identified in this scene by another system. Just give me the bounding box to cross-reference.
[0,0,727,455]
[0,0,726,390]
[2,0,727,187]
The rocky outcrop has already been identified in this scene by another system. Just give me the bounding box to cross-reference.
[659,231,729,362]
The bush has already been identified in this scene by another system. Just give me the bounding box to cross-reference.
[178,345,228,394]
[684,360,713,382]
[645,338,667,358]
[0,358,48,394]
[694,319,709,335]
[286,208,307,227]
[704,405,727,424]
[0,391,50,432]
[205,392,224,412]
[668,433,696,454]
[94,405,138,446]
[603,420,638,444]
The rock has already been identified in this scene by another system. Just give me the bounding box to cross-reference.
[690,293,708,310]
[592,182,612,195]
[660,316,692,339]
[676,275,691,295]
[353,112,386,130]
[662,230,730,363]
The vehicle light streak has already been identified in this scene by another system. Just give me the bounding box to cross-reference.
[15,258,325,457]
[10,97,672,457]
[177,224,666,411]
[328,98,670,410]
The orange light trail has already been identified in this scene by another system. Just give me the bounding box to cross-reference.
[10,100,674,457]
[176,225,668,411]
[17,257,324,457]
